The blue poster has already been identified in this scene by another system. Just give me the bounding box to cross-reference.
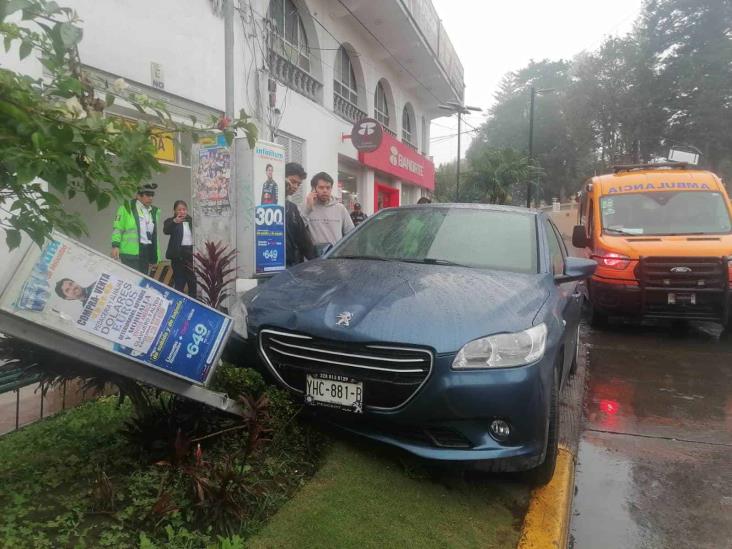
[253,141,287,274]
[8,235,231,386]
[255,204,285,273]
[113,279,231,384]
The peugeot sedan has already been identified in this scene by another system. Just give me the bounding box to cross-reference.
[239,204,596,484]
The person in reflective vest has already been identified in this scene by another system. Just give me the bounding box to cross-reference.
[111,183,161,274]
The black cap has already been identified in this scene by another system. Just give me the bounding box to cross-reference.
[137,183,158,195]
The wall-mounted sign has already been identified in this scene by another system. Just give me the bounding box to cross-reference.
[151,62,165,90]
[0,232,231,385]
[253,142,286,273]
[358,131,435,190]
[350,117,384,153]
[150,129,176,162]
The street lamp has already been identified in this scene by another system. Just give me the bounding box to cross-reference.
[526,87,555,208]
[439,101,482,202]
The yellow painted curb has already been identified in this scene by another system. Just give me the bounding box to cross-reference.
[517,445,575,549]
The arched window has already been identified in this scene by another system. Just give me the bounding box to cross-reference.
[374,81,389,127]
[334,46,358,107]
[269,0,309,72]
[402,103,415,147]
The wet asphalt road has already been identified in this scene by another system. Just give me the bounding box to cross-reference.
[570,321,732,549]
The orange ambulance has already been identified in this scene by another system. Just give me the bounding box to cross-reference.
[572,163,732,327]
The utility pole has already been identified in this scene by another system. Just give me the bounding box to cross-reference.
[526,86,535,208]
[526,87,555,208]
[456,112,462,202]
[439,102,482,202]
[224,0,234,119]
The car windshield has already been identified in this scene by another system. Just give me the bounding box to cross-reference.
[600,191,732,236]
[331,207,538,273]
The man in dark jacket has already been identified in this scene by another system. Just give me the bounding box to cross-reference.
[284,162,315,267]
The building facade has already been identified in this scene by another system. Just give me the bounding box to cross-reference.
[2,0,464,256]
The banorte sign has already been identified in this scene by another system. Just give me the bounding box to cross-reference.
[353,118,435,191]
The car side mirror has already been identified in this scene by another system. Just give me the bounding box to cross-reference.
[314,243,333,257]
[572,225,589,248]
[555,257,596,283]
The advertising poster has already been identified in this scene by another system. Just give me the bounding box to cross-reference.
[194,135,231,216]
[253,141,286,273]
[0,233,231,385]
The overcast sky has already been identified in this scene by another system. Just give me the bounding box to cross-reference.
[429,0,643,166]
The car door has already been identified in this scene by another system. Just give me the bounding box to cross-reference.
[545,218,582,381]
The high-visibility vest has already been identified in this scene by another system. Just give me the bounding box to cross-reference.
[111,200,161,261]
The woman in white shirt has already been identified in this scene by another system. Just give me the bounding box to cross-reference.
[163,200,197,298]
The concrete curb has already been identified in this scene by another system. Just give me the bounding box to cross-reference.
[516,445,576,549]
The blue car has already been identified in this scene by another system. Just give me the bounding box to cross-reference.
[239,204,596,484]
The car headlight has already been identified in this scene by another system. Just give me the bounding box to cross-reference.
[452,324,548,369]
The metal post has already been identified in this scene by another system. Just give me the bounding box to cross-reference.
[39,382,44,419]
[527,86,535,208]
[224,0,235,120]
[62,379,66,410]
[456,112,462,202]
[15,389,19,430]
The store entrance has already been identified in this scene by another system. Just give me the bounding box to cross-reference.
[375,183,400,212]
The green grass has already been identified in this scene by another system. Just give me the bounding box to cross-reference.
[249,440,530,549]
[0,391,325,548]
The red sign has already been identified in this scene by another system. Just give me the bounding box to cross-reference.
[358,131,435,191]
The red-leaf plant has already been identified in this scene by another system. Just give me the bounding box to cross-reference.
[194,241,237,312]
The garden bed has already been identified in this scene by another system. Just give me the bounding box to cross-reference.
[0,366,326,548]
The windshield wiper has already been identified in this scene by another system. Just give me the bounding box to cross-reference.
[604,227,637,236]
[335,254,392,261]
[401,257,471,268]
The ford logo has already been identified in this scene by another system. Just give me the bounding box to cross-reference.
[670,266,692,273]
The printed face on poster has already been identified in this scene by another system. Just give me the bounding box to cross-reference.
[0,233,231,385]
[253,141,286,273]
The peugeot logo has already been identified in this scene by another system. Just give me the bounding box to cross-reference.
[357,122,376,136]
[336,311,353,327]
[670,266,692,273]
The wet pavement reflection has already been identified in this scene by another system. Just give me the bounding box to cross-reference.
[570,321,732,549]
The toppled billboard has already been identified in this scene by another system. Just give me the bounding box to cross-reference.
[0,232,231,386]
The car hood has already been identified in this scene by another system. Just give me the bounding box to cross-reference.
[243,259,550,354]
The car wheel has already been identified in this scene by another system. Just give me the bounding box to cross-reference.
[526,367,559,486]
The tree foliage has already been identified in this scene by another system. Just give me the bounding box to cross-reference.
[462,0,731,203]
[0,0,258,249]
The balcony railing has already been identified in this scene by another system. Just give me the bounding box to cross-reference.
[383,125,396,137]
[403,140,418,151]
[269,49,323,103]
[334,94,367,123]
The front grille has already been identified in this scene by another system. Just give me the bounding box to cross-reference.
[259,329,433,410]
[638,256,727,290]
[637,256,729,321]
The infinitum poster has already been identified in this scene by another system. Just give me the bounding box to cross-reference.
[0,232,231,385]
[252,141,286,273]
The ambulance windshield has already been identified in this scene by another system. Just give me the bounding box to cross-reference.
[600,191,732,236]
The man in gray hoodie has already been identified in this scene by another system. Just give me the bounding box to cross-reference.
[304,171,355,248]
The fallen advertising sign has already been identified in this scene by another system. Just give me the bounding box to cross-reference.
[0,232,241,413]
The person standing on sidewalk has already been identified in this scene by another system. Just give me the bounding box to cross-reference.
[163,200,196,298]
[284,162,316,267]
[350,203,368,226]
[111,183,160,274]
[304,172,354,250]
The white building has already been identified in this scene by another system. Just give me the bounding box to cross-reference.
[2,0,464,256]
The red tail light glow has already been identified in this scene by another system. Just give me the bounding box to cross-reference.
[591,250,632,270]
[600,399,619,415]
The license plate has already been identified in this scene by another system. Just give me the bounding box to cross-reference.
[305,373,363,413]
[668,292,696,305]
